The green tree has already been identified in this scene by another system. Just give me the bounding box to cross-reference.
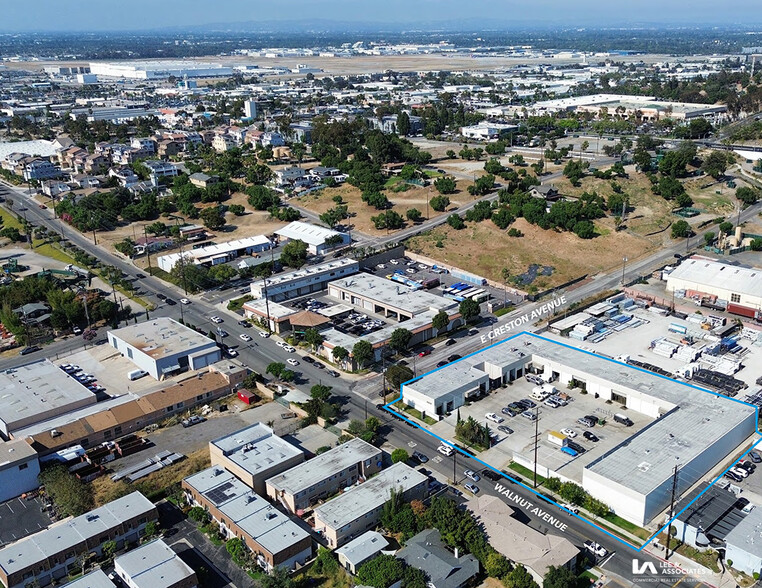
[581,140,590,152]
[188,506,210,524]
[459,298,481,322]
[406,208,423,222]
[371,210,404,230]
[572,220,596,239]
[736,186,760,206]
[261,566,294,588]
[403,566,427,588]
[701,150,732,179]
[433,175,456,195]
[208,264,238,283]
[543,565,581,588]
[397,111,411,136]
[671,219,692,239]
[506,565,539,588]
[559,481,586,505]
[226,537,249,567]
[102,540,118,559]
[430,194,451,210]
[446,150,456,159]
[447,214,465,229]
[718,221,734,234]
[311,384,332,402]
[391,448,410,463]
[228,204,245,216]
[332,345,349,365]
[750,238,762,251]
[353,340,374,368]
[357,554,405,588]
[281,239,308,268]
[304,327,324,350]
[199,206,226,230]
[389,328,413,354]
[386,364,415,392]
[38,465,94,517]
[246,185,280,210]
[266,362,285,378]
[703,231,715,245]
[485,551,513,579]
[432,310,449,331]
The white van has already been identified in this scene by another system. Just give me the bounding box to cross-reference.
[541,383,557,395]
[128,369,148,381]
[531,387,550,401]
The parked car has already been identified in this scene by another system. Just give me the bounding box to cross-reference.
[180,298,191,305]
[72,326,82,335]
[182,415,205,428]
[521,410,537,421]
[750,451,762,464]
[302,356,315,363]
[283,345,296,353]
[561,428,577,438]
[464,470,481,482]
[584,541,608,558]
[327,369,340,378]
[517,399,537,409]
[287,358,299,366]
[583,431,599,442]
[238,319,250,327]
[448,354,462,362]
[258,331,270,338]
[730,467,749,479]
[485,412,504,424]
[738,460,756,474]
[464,483,480,494]
[438,445,454,456]
[498,425,514,435]
[560,502,579,514]
[725,470,743,482]
[445,338,456,346]
[436,360,449,368]
[481,469,501,481]
[577,417,595,428]
[216,328,229,338]
[419,349,432,357]
[544,398,561,408]
[413,451,429,464]
[19,346,41,356]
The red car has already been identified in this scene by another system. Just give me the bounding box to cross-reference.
[418,349,432,357]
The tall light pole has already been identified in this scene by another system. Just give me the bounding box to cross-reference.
[621,256,628,285]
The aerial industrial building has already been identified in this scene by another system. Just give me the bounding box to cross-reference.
[401,332,756,525]
[89,61,234,80]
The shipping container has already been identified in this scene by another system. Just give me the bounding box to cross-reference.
[422,277,440,289]
[727,303,761,320]
[548,431,568,447]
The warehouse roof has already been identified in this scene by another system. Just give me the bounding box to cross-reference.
[275,221,347,247]
[266,438,381,496]
[0,359,96,433]
[109,318,216,361]
[724,507,762,558]
[260,259,359,290]
[314,463,426,530]
[157,235,272,268]
[666,258,762,299]
[184,468,309,556]
[0,492,155,577]
[403,362,489,401]
[210,423,303,477]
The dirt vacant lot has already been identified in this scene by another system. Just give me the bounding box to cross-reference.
[407,217,655,290]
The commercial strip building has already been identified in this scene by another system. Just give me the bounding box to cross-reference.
[0,438,40,502]
[250,259,360,302]
[209,423,304,495]
[274,221,350,255]
[0,492,158,588]
[665,257,762,319]
[182,467,312,572]
[108,318,222,380]
[156,236,273,272]
[265,438,382,513]
[113,539,197,588]
[24,368,238,456]
[401,332,756,526]
[313,462,427,547]
[0,359,96,438]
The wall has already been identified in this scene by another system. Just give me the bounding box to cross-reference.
[0,454,40,502]
[583,468,647,525]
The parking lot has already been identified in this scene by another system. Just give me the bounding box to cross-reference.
[0,496,51,547]
[428,375,653,484]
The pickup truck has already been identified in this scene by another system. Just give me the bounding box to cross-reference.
[181,415,206,428]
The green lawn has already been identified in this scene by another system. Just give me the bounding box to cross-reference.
[493,307,514,317]
[399,403,437,425]
[601,512,650,540]
[0,208,23,230]
[32,242,78,265]
[508,462,546,484]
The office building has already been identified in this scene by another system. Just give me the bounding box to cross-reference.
[250,259,359,302]
[108,318,221,380]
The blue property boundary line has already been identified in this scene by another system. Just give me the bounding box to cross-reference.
[380,330,762,552]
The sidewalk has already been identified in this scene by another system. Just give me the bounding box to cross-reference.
[642,542,725,588]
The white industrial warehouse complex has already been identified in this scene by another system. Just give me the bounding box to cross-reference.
[401,332,758,526]
[89,61,234,80]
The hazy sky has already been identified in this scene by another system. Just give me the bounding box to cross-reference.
[3,0,762,32]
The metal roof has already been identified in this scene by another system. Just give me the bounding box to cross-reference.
[109,318,217,361]
[667,258,762,300]
[275,221,346,247]
[724,507,762,558]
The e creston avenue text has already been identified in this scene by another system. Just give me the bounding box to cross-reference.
[481,296,567,344]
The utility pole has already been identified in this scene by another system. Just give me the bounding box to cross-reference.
[533,406,540,488]
[621,257,628,285]
[143,226,152,271]
[452,450,457,485]
[665,464,680,559]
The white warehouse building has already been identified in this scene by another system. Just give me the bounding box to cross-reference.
[401,332,756,526]
[90,61,233,80]
[274,221,350,255]
[157,235,272,273]
[108,318,221,380]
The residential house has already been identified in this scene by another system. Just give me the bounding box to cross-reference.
[261,132,285,147]
[335,531,389,574]
[109,167,139,187]
[41,180,71,197]
[397,529,479,588]
[51,136,76,152]
[70,175,102,189]
[530,184,564,202]
[2,153,28,175]
[212,134,236,153]
[289,122,313,144]
[58,146,88,169]
[309,166,346,183]
[113,539,197,588]
[23,158,61,181]
[274,166,310,188]
[157,140,182,159]
[84,153,109,175]
[142,160,179,184]
[130,138,156,154]
[189,173,220,188]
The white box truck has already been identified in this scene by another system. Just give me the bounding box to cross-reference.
[531,387,550,401]
[541,383,557,395]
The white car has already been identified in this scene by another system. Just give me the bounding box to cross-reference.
[464,483,480,494]
[258,331,270,338]
[464,470,481,482]
[283,345,296,353]
[287,358,299,366]
[405,268,416,274]
[389,259,399,265]
[437,444,454,456]
[731,466,749,479]
[276,340,286,347]
[561,428,577,438]
[240,334,252,342]
[485,412,504,424]
[376,264,386,269]
[210,316,223,324]
[560,502,579,514]
[584,541,608,558]
[180,298,191,305]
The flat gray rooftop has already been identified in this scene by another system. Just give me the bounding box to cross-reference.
[0,492,155,577]
[404,362,488,401]
[314,463,427,530]
[263,258,359,288]
[335,531,388,565]
[0,359,96,433]
[109,318,216,360]
[266,438,381,496]
[211,423,303,476]
[328,273,457,316]
[275,221,345,246]
[62,570,116,588]
[724,506,762,558]
[114,539,194,588]
[184,468,309,556]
